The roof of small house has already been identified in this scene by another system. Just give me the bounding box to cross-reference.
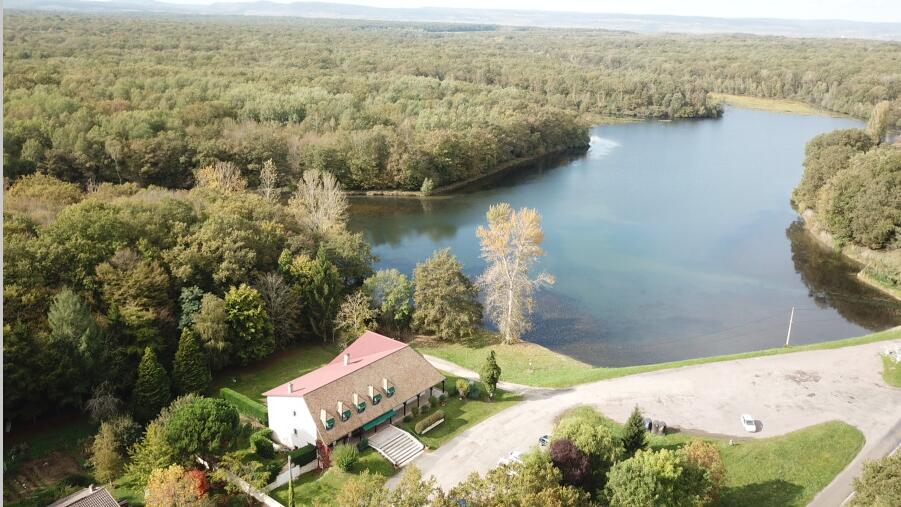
[48,486,121,507]
[264,330,445,445]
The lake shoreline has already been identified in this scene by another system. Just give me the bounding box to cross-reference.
[799,210,901,302]
[345,145,589,199]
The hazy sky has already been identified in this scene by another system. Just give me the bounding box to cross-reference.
[154,0,901,23]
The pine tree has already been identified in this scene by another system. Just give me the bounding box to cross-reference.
[622,405,648,457]
[480,350,502,400]
[133,347,170,422]
[173,328,211,395]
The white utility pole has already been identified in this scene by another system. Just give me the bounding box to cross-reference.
[784,306,795,347]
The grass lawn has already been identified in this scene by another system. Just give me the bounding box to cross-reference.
[213,343,339,401]
[399,374,522,449]
[883,354,901,387]
[414,327,901,388]
[558,406,864,507]
[270,449,394,506]
[708,93,830,115]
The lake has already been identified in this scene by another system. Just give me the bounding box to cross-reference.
[348,107,901,366]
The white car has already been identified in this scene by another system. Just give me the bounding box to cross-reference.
[741,414,757,433]
[497,450,524,467]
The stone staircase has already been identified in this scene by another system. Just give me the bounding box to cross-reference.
[368,425,424,467]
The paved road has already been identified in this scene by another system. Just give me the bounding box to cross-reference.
[400,340,901,506]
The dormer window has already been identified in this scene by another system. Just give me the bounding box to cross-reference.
[383,378,395,398]
[338,401,352,422]
[320,409,336,430]
[369,385,382,405]
[353,393,366,414]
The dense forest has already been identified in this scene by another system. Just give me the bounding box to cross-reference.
[4,12,900,192]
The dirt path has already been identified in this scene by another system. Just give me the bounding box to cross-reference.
[406,341,901,506]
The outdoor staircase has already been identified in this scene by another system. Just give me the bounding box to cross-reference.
[368,425,424,467]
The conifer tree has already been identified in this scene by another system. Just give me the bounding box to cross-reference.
[173,328,211,395]
[133,347,170,421]
[622,405,648,457]
[480,350,502,400]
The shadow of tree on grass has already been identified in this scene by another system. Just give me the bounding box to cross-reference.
[715,479,804,507]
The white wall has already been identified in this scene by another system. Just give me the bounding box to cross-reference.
[266,396,318,449]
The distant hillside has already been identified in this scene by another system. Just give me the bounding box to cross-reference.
[7,0,901,40]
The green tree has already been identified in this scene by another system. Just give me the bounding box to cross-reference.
[224,284,275,365]
[127,395,200,484]
[411,248,482,342]
[48,287,101,365]
[554,413,624,489]
[178,285,204,329]
[255,272,302,349]
[3,323,48,421]
[363,268,414,331]
[281,248,343,342]
[866,101,893,144]
[604,449,710,507]
[336,470,388,507]
[133,347,170,422]
[193,293,230,370]
[480,350,502,400]
[91,421,125,483]
[850,453,900,507]
[164,397,240,464]
[622,406,648,457]
[173,328,211,395]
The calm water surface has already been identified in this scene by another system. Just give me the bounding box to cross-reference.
[349,107,901,366]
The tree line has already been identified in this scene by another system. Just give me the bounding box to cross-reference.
[6,12,896,193]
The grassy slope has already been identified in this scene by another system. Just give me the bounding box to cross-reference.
[212,343,339,402]
[560,406,864,507]
[399,374,521,449]
[414,327,901,388]
[883,354,901,387]
[709,93,830,115]
[270,449,393,507]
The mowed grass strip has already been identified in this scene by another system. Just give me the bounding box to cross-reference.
[271,449,393,507]
[559,406,863,507]
[414,327,901,388]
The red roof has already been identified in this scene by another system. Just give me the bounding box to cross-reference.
[263,331,408,398]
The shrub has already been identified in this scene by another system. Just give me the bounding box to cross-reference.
[333,444,359,472]
[850,452,900,506]
[681,440,726,503]
[415,410,445,434]
[250,428,275,458]
[288,444,316,466]
[412,406,420,417]
[220,387,268,425]
[429,395,438,409]
[439,394,447,405]
[456,379,470,399]
[403,414,413,423]
[468,383,481,400]
[357,438,369,451]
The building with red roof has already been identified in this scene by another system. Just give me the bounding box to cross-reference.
[264,331,445,457]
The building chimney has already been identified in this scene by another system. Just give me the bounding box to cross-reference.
[343,353,350,366]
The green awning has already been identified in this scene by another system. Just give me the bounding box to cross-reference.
[362,409,396,431]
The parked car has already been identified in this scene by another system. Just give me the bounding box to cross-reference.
[498,450,524,467]
[741,414,757,432]
[538,435,550,446]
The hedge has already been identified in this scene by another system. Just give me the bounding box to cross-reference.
[415,410,445,434]
[289,444,317,466]
[250,428,275,458]
[220,387,268,425]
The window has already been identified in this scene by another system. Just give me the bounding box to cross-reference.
[386,386,396,398]
[293,429,297,434]
[293,411,296,416]
[356,401,366,414]
[372,393,382,405]
[340,409,352,422]
[324,418,336,430]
